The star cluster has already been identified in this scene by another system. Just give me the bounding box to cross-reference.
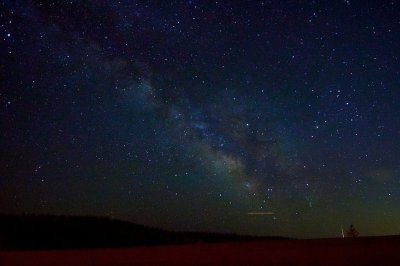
[1,1,400,238]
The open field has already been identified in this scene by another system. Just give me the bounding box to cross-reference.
[1,236,400,265]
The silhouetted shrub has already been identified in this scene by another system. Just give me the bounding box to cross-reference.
[346,224,359,237]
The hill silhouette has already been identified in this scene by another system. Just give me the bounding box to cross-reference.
[0,214,287,250]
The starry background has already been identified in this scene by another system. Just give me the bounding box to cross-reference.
[1,0,400,238]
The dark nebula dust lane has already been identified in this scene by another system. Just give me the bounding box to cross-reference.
[1,1,400,238]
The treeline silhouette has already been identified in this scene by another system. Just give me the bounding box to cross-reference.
[0,214,287,250]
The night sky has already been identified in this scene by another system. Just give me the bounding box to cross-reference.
[1,0,400,238]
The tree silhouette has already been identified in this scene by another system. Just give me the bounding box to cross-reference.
[346,224,359,237]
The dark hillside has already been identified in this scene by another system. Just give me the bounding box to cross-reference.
[0,214,286,250]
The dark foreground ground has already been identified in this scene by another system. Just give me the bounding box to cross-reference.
[1,236,400,266]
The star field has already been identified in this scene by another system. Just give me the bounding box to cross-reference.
[1,0,400,238]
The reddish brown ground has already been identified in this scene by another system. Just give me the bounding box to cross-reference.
[1,236,400,265]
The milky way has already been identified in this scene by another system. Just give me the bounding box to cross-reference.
[1,1,400,237]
